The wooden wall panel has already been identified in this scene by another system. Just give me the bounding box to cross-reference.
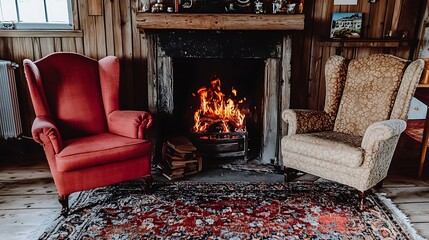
[112,0,124,57]
[382,0,396,37]
[95,16,107,58]
[39,38,55,56]
[0,38,14,60]
[88,0,103,16]
[104,0,115,56]
[121,0,135,109]
[32,38,42,59]
[308,0,334,110]
[61,38,76,52]
[366,0,387,38]
[11,38,35,134]
[131,1,147,110]
[75,38,85,54]
[415,0,429,59]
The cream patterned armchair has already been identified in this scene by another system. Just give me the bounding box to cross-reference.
[281,54,424,208]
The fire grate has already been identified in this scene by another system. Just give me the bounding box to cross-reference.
[192,131,248,160]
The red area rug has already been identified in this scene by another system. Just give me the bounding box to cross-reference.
[39,182,420,239]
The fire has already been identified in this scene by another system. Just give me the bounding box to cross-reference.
[193,78,246,133]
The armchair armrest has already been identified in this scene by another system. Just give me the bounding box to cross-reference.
[32,117,63,154]
[282,109,335,135]
[107,110,153,139]
[361,119,406,152]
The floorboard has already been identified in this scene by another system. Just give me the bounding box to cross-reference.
[380,186,429,203]
[413,223,429,238]
[0,194,58,210]
[0,179,56,195]
[0,225,53,240]
[0,208,59,226]
[395,202,429,223]
[0,168,52,182]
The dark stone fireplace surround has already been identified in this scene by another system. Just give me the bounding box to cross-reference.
[144,30,292,164]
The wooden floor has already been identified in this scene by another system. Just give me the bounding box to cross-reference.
[1,136,429,239]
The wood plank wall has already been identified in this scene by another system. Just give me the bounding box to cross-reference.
[299,0,426,110]
[0,0,147,136]
[416,0,429,59]
[0,0,426,136]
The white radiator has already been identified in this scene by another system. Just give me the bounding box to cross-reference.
[0,60,22,138]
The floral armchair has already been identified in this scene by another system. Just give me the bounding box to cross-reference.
[23,52,153,215]
[281,54,424,208]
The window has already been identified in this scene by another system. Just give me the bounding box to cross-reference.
[0,0,73,30]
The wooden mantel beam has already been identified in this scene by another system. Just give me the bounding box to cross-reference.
[136,13,305,31]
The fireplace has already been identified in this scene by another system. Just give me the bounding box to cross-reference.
[143,30,292,165]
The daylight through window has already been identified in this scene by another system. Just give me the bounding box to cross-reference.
[0,0,72,30]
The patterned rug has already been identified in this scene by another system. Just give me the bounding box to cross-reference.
[38,182,422,239]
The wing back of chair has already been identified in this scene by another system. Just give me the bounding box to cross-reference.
[323,55,349,117]
[333,54,410,136]
[24,52,108,140]
[390,58,426,120]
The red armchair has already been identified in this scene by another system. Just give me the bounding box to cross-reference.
[23,52,153,215]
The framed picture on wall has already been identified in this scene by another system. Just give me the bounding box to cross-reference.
[330,12,363,39]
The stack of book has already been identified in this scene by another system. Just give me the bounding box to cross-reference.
[157,136,202,180]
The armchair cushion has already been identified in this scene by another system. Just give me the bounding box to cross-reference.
[56,133,152,172]
[334,54,408,136]
[282,131,363,168]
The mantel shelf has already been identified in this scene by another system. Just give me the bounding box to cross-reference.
[136,13,305,30]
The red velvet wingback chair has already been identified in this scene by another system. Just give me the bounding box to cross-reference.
[23,52,153,215]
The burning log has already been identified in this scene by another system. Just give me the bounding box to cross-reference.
[193,78,247,134]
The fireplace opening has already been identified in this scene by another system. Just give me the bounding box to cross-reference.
[172,58,265,160]
[148,31,291,165]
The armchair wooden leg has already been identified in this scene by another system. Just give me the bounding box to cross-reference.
[58,195,69,217]
[374,180,384,190]
[284,167,292,183]
[144,176,153,193]
[358,191,366,211]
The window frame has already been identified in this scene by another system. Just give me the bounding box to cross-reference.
[1,0,74,30]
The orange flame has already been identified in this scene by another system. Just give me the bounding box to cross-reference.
[193,78,246,133]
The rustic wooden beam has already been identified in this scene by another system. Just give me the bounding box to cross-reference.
[136,13,305,30]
